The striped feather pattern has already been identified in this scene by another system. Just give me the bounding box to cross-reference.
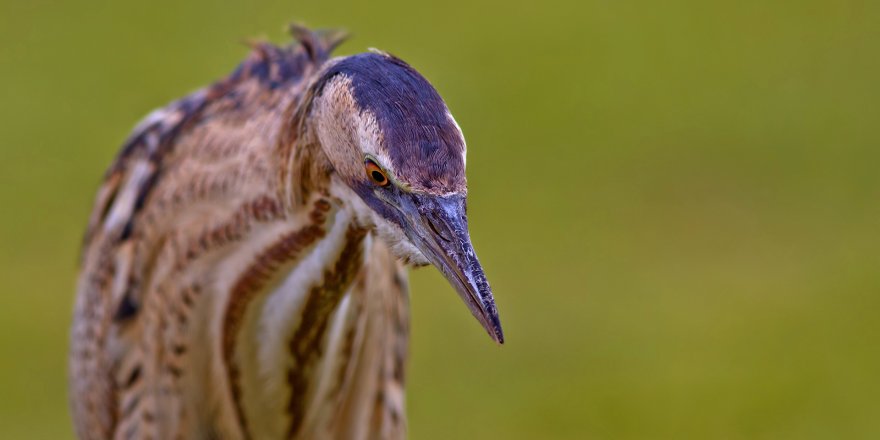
[70,28,409,439]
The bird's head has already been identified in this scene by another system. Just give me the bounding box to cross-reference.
[303,52,503,343]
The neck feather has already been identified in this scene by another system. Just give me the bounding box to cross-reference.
[223,194,368,438]
[276,79,336,211]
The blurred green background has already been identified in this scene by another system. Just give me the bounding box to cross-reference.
[2,0,879,438]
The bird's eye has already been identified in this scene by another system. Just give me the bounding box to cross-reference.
[365,159,389,187]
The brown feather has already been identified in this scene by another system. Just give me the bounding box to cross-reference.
[71,27,409,440]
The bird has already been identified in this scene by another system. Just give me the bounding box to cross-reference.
[68,25,503,440]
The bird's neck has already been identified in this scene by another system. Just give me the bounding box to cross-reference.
[277,127,330,210]
[276,81,344,213]
[217,190,370,438]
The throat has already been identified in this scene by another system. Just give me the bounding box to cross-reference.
[223,198,369,439]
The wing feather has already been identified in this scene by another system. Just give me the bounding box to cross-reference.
[69,29,341,439]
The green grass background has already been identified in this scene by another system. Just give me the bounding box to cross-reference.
[1,0,879,438]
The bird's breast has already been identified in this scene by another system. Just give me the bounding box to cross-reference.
[201,196,370,439]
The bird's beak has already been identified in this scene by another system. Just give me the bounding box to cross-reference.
[398,193,504,344]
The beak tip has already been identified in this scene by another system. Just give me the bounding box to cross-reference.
[488,313,504,345]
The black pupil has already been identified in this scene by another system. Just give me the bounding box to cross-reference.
[371,170,385,183]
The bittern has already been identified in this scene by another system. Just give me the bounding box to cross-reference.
[69,27,503,439]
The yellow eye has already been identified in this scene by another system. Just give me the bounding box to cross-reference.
[365,159,389,186]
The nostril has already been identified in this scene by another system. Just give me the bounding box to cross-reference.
[427,217,451,242]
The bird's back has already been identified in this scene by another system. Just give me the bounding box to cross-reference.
[70,30,409,439]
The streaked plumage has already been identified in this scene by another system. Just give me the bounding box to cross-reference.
[69,26,502,439]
